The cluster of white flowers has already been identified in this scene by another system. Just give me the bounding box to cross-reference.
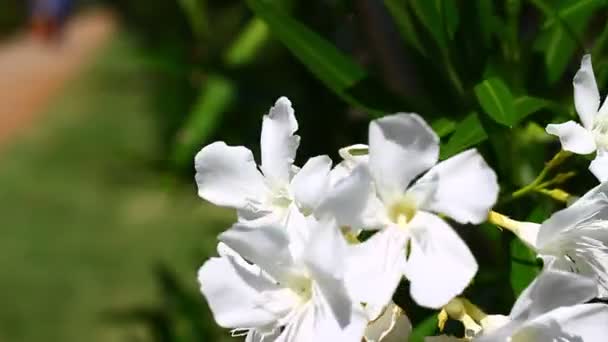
[193,55,608,342]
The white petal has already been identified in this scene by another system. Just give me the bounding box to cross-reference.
[260,97,300,185]
[590,150,608,182]
[364,302,412,342]
[537,183,608,248]
[404,212,478,309]
[573,54,600,129]
[316,165,383,229]
[514,303,608,342]
[195,142,268,209]
[416,149,498,224]
[290,155,332,214]
[303,218,352,328]
[219,223,295,282]
[345,228,408,309]
[546,121,596,154]
[509,269,597,321]
[198,256,282,328]
[369,113,439,201]
[277,299,367,342]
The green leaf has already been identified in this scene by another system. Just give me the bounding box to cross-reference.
[171,74,236,167]
[533,0,604,83]
[409,314,438,342]
[510,238,541,297]
[431,117,456,137]
[223,19,271,67]
[514,96,549,122]
[409,0,460,53]
[384,0,426,55]
[246,0,367,101]
[475,0,496,48]
[178,0,209,40]
[440,113,487,159]
[474,77,516,126]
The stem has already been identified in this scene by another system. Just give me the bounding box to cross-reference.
[536,188,571,203]
[511,150,571,199]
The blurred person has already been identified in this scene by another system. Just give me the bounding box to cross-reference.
[29,0,73,42]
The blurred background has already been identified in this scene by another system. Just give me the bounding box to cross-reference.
[0,0,607,341]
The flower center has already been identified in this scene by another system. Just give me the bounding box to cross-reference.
[286,275,313,303]
[387,195,417,227]
[270,186,293,209]
[592,114,608,149]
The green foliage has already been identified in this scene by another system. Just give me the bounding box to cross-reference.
[474,77,517,127]
[440,113,487,159]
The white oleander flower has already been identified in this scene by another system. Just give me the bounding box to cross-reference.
[427,270,608,342]
[195,97,332,225]
[198,217,366,341]
[316,113,499,310]
[546,54,608,181]
[474,270,608,342]
[508,182,608,298]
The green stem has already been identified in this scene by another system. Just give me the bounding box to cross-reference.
[511,150,572,199]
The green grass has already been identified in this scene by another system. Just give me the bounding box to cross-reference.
[0,33,234,342]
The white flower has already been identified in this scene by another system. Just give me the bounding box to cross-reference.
[474,270,608,342]
[316,113,499,310]
[195,97,332,225]
[546,54,608,181]
[198,217,367,341]
[509,182,608,298]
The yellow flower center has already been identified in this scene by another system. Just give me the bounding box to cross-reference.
[387,195,417,227]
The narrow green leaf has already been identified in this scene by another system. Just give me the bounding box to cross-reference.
[514,96,549,122]
[510,238,541,297]
[171,74,236,167]
[409,315,438,342]
[532,0,603,83]
[474,77,516,126]
[409,0,459,52]
[431,117,456,137]
[178,0,210,40]
[440,113,487,159]
[384,0,426,55]
[223,19,271,67]
[246,0,365,94]
[475,0,496,48]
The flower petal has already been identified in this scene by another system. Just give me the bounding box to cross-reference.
[316,165,383,229]
[404,212,478,309]
[509,269,597,321]
[573,54,600,129]
[364,302,412,342]
[198,256,283,328]
[369,114,439,202]
[416,149,498,224]
[195,142,267,209]
[590,150,608,182]
[219,223,295,282]
[291,155,332,214]
[537,182,608,248]
[260,97,300,185]
[303,218,353,328]
[546,121,596,154]
[345,228,408,310]
[514,303,608,342]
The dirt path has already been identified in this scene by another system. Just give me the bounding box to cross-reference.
[0,9,115,147]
